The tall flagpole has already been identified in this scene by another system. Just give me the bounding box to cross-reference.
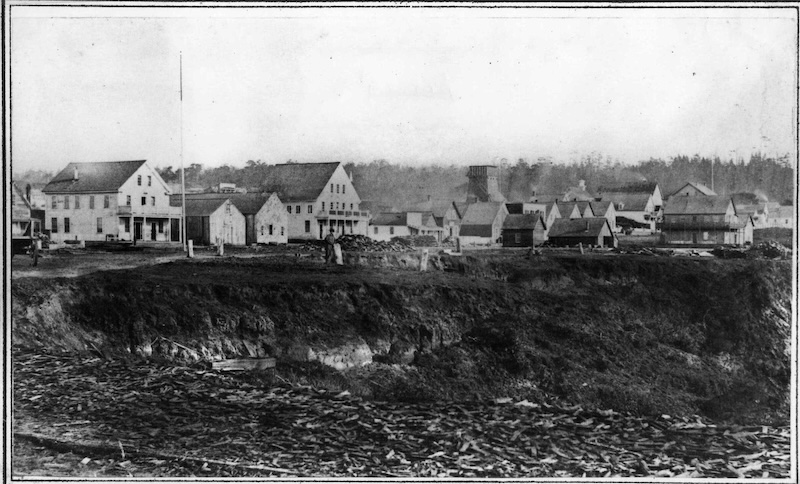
[180,52,187,252]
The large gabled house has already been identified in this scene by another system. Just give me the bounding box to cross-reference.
[459,202,509,245]
[184,198,247,246]
[370,211,444,242]
[600,192,656,233]
[661,196,753,246]
[42,160,181,244]
[669,182,717,198]
[258,162,370,240]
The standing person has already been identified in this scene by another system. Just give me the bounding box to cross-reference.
[324,228,336,264]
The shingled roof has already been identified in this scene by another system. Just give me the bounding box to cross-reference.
[664,196,733,215]
[503,213,545,230]
[184,198,230,217]
[171,192,275,215]
[548,218,610,238]
[601,192,652,212]
[258,162,341,202]
[669,182,717,197]
[461,202,506,225]
[589,200,613,217]
[43,160,147,193]
[371,212,408,226]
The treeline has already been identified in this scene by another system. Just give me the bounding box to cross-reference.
[15,153,795,208]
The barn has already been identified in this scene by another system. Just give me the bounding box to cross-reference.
[185,198,246,246]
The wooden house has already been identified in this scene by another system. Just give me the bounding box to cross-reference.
[768,205,794,229]
[589,200,616,232]
[459,202,509,245]
[258,162,370,240]
[662,196,752,246]
[668,182,717,198]
[42,160,181,244]
[370,211,444,242]
[548,218,618,248]
[502,212,547,247]
[555,201,583,219]
[185,198,246,246]
[406,198,463,239]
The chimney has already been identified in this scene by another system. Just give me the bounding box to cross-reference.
[73,166,79,180]
[25,184,31,202]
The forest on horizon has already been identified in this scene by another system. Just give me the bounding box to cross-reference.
[15,153,795,209]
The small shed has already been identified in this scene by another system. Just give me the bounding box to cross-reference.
[502,212,547,247]
[548,218,617,248]
[185,198,246,246]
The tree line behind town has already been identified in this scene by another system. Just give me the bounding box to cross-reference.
[17,152,794,208]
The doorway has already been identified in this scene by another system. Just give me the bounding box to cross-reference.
[134,221,143,241]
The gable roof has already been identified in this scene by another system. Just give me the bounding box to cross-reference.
[43,160,147,193]
[503,213,545,230]
[171,192,275,215]
[663,196,733,215]
[601,192,652,212]
[555,201,582,218]
[185,198,230,217]
[589,200,614,217]
[598,181,659,194]
[530,193,563,204]
[563,185,595,201]
[670,182,717,197]
[258,162,341,202]
[405,199,457,218]
[461,202,506,225]
[371,212,408,226]
[548,218,610,238]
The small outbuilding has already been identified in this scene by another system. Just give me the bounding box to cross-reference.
[502,212,547,247]
[547,218,617,248]
[185,198,246,246]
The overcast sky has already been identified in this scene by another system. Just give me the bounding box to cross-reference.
[9,6,798,173]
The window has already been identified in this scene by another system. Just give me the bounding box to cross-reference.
[51,217,58,233]
[287,205,292,214]
[330,183,334,193]
[261,226,264,235]
[64,196,70,209]
[147,176,152,186]
[158,221,164,233]
[97,217,103,233]
[123,218,130,233]
[322,202,325,211]
[295,205,300,213]
[305,220,310,232]
[280,227,284,236]
[336,184,340,194]
[151,197,156,206]
[51,196,57,209]
[89,196,95,209]
[141,197,147,206]
[74,196,80,209]
[126,195,131,206]
[343,185,346,194]
[269,225,273,235]
[137,175,142,186]
[374,227,378,234]
[64,218,71,233]
[350,204,353,210]
[104,195,110,208]
[515,233,521,244]
[692,215,697,222]
[390,227,394,235]
[703,231,709,240]
[308,205,313,214]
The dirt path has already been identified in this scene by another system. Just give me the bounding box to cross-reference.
[12,351,791,478]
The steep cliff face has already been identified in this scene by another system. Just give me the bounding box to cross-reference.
[11,255,792,425]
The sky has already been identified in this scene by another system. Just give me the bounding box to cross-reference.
[9,5,798,174]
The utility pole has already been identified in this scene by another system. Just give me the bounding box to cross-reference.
[180,52,187,252]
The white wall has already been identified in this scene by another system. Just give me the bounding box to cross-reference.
[255,193,289,244]
[210,200,246,245]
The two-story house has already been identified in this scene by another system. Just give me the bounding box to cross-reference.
[662,196,753,246]
[459,202,509,245]
[42,160,180,244]
[258,162,370,240]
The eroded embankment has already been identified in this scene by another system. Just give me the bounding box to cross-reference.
[11,254,792,425]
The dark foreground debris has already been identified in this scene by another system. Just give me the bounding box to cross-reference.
[12,350,791,478]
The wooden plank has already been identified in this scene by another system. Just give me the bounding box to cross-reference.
[211,358,276,371]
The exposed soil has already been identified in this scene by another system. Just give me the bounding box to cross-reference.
[10,248,794,476]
